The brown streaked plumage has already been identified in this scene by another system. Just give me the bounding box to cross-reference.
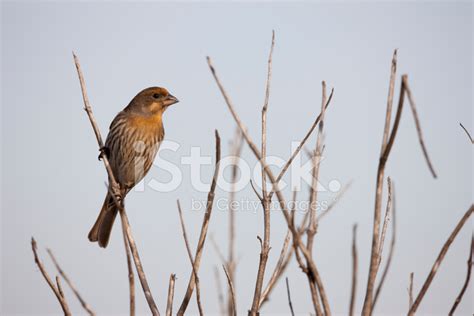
[88,87,178,248]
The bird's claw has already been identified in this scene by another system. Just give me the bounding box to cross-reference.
[98,146,110,161]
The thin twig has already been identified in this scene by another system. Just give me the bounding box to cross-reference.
[210,235,227,264]
[73,53,159,316]
[108,190,159,316]
[120,213,135,316]
[349,224,358,316]
[373,183,397,308]
[177,200,204,316]
[381,49,398,154]
[165,274,176,316]
[408,205,474,315]
[177,131,221,315]
[207,56,330,315]
[362,68,406,316]
[46,249,96,316]
[227,127,243,316]
[448,234,473,315]
[223,265,237,316]
[403,77,437,178]
[305,81,328,316]
[285,277,295,316]
[377,177,393,270]
[459,122,473,144]
[408,273,414,310]
[267,87,334,201]
[250,30,275,316]
[31,238,71,316]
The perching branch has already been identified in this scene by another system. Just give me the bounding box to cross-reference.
[73,53,159,316]
[177,131,221,315]
[408,204,474,315]
[46,249,96,316]
[31,238,71,316]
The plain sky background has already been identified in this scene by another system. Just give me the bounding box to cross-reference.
[1,1,472,315]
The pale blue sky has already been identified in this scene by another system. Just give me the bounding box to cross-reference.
[1,2,472,315]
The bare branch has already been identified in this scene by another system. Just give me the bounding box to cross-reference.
[250,29,275,316]
[31,238,71,316]
[178,131,221,315]
[108,189,159,315]
[227,127,243,316]
[120,214,135,316]
[223,265,237,316]
[285,277,295,316]
[373,183,397,308]
[349,224,358,316]
[177,200,204,316]
[381,49,398,154]
[73,53,159,316]
[268,87,334,201]
[448,234,473,315]
[377,177,393,269]
[165,274,176,316]
[403,77,437,178]
[459,122,473,144]
[408,205,474,315]
[408,273,414,310]
[56,276,66,300]
[207,56,330,315]
[46,249,96,316]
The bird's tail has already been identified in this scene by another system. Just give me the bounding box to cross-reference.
[88,192,118,248]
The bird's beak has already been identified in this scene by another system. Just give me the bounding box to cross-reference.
[164,94,179,107]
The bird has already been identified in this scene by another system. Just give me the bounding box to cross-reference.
[88,87,179,248]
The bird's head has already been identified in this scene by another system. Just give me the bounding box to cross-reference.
[127,87,179,115]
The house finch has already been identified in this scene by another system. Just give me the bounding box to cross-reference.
[88,87,179,248]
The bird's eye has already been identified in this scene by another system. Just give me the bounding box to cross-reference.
[153,93,161,99]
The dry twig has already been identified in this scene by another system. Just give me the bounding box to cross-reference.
[448,235,473,315]
[177,200,204,316]
[31,238,71,316]
[408,204,474,315]
[459,122,473,144]
[177,131,221,315]
[408,273,414,309]
[349,224,358,316]
[373,183,397,309]
[362,51,437,315]
[223,265,237,316]
[46,249,96,316]
[165,274,176,316]
[207,55,330,315]
[285,277,295,316]
[249,30,275,316]
[73,53,159,315]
